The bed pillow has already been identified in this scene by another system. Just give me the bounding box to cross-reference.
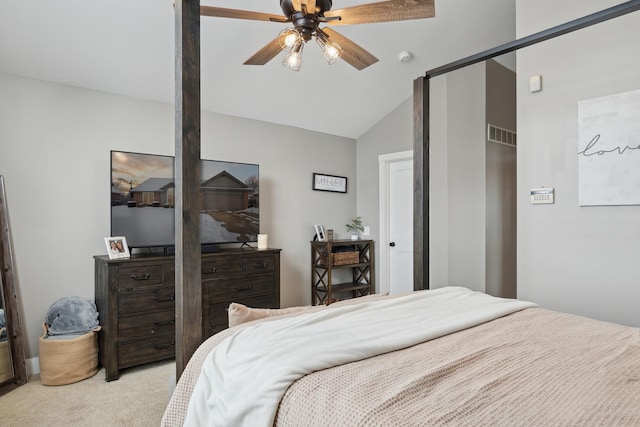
[228,292,391,328]
[228,304,318,328]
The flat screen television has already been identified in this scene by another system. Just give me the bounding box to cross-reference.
[110,150,259,250]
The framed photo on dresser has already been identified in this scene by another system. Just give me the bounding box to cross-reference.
[105,236,130,260]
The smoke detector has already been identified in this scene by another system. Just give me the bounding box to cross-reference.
[398,51,413,63]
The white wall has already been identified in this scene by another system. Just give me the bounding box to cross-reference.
[0,73,357,358]
[516,0,640,326]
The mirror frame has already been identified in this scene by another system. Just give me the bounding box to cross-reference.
[0,175,27,396]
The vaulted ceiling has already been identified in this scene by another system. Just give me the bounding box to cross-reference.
[0,0,516,138]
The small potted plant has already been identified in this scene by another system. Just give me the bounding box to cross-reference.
[346,216,364,240]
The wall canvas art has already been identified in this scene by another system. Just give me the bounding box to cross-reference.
[578,88,640,206]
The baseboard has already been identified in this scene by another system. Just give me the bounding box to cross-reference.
[26,357,39,377]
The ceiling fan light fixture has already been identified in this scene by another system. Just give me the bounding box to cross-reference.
[282,41,304,71]
[315,29,343,65]
[317,37,343,65]
[278,28,302,51]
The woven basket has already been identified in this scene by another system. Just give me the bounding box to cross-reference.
[39,323,101,386]
[332,251,359,265]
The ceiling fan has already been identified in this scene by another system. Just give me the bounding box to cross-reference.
[200,0,435,71]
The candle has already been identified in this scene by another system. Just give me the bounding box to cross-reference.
[258,234,268,249]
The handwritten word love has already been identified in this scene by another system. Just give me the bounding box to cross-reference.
[579,134,640,157]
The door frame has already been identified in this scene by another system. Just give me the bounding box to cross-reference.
[378,150,413,294]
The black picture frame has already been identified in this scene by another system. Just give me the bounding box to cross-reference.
[313,173,347,193]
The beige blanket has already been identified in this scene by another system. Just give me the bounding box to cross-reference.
[163,296,640,426]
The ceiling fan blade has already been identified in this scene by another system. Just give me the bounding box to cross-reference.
[243,37,283,66]
[325,0,434,25]
[291,0,302,12]
[200,5,287,22]
[322,28,378,70]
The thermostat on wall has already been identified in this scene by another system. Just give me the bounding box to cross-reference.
[530,187,554,204]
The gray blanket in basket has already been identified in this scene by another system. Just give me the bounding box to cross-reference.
[45,296,99,337]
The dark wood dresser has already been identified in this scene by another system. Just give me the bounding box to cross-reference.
[94,248,281,381]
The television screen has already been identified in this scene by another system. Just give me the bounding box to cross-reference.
[110,150,259,249]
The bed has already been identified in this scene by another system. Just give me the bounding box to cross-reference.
[162,286,640,426]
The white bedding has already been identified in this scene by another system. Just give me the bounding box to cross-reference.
[184,286,536,427]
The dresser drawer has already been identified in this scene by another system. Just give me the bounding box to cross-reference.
[201,256,245,279]
[118,265,164,289]
[163,263,175,285]
[119,285,175,315]
[244,254,276,276]
[207,275,274,302]
[208,294,277,337]
[119,311,175,340]
[118,333,175,369]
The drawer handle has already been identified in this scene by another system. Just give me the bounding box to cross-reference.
[153,343,175,351]
[130,273,151,281]
[153,295,175,302]
[254,262,268,269]
[152,319,175,327]
[202,267,217,274]
[235,285,253,292]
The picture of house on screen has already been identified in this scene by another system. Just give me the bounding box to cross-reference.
[111,151,259,248]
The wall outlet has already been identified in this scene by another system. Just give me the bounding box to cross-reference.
[362,226,370,236]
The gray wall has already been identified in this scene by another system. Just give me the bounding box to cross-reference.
[446,64,487,291]
[428,0,640,324]
[516,0,640,326]
[0,73,357,360]
[430,61,517,296]
[429,63,487,292]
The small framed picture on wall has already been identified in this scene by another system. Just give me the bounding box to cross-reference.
[313,173,347,193]
[105,236,131,260]
[314,225,326,242]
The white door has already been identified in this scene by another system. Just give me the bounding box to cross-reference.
[379,151,413,295]
[389,159,413,294]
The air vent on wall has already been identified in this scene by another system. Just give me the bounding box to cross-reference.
[487,124,517,147]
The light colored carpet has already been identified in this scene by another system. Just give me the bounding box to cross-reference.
[0,359,176,426]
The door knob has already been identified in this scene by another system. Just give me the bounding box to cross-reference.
[389,242,396,247]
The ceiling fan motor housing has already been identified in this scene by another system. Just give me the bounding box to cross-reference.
[280,0,335,40]
[292,13,317,40]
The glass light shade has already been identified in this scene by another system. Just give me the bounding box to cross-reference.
[316,36,343,65]
[323,41,343,65]
[278,28,301,51]
[282,42,304,71]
